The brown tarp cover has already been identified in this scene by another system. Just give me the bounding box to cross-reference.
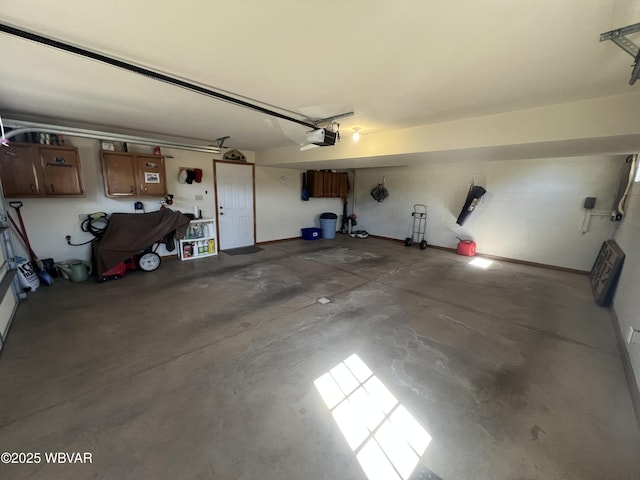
[93,210,191,278]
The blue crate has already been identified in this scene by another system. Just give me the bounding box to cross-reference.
[301,227,322,240]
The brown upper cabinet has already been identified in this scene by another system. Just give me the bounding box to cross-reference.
[101,151,167,198]
[0,143,84,198]
[306,170,348,198]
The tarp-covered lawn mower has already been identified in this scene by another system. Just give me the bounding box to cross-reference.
[405,204,428,250]
[93,210,190,281]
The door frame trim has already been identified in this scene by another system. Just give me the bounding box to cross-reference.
[213,160,257,250]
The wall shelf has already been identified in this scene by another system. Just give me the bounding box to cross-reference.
[178,218,217,261]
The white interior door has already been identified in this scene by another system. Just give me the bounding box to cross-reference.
[215,162,255,250]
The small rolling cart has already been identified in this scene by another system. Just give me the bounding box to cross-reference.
[404,204,428,250]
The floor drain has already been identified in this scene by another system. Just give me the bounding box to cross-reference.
[317,297,331,304]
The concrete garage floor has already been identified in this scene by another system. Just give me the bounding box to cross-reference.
[0,236,639,480]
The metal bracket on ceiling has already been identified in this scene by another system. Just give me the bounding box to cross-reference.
[215,136,230,149]
[600,22,640,85]
[313,111,354,127]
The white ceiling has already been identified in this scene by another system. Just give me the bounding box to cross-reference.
[1,1,640,154]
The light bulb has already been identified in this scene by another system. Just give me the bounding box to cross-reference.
[352,127,361,142]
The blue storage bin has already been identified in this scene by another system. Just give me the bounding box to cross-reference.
[301,227,322,240]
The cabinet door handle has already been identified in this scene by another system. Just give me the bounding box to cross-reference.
[130,186,134,193]
[50,184,55,193]
[30,183,35,192]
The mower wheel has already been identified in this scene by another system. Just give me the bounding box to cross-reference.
[419,240,428,250]
[137,251,161,272]
[404,237,412,247]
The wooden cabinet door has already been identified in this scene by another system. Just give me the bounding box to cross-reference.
[102,152,136,197]
[323,172,333,197]
[307,170,324,197]
[337,172,349,197]
[40,147,84,196]
[0,144,42,197]
[330,172,347,197]
[135,155,166,196]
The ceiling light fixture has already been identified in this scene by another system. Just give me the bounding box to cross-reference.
[352,127,361,142]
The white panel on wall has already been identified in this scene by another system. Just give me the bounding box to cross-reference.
[353,155,624,270]
[613,179,640,394]
[0,286,17,340]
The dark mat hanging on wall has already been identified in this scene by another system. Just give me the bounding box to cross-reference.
[590,240,625,306]
[456,185,487,226]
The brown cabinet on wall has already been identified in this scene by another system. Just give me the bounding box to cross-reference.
[306,170,325,197]
[332,172,348,197]
[40,147,84,196]
[0,143,84,198]
[101,151,167,198]
[306,170,348,198]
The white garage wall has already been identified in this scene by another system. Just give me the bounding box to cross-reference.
[613,175,640,392]
[3,136,254,263]
[353,155,625,271]
[4,136,348,263]
[255,166,343,242]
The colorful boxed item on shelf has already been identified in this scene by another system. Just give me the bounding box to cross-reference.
[301,227,322,240]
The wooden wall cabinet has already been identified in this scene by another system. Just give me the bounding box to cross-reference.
[101,151,167,198]
[40,147,84,196]
[332,172,349,198]
[306,170,325,197]
[0,143,84,198]
[306,170,348,198]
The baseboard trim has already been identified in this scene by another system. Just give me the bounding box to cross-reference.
[369,235,589,275]
[257,237,301,246]
[369,234,404,244]
[611,308,640,428]
[472,252,589,275]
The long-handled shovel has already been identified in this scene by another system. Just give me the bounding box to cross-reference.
[8,201,52,285]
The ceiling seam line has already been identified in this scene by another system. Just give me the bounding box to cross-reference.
[0,22,318,130]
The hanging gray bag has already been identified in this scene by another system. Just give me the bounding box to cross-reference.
[370,176,389,202]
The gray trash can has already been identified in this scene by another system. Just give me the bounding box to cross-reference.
[319,212,338,239]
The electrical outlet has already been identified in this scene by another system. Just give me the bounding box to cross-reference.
[195,194,203,201]
[626,327,640,344]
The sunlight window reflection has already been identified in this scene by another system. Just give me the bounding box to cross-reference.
[469,257,493,269]
[314,354,432,480]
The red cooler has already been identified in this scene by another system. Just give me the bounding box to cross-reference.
[457,239,476,256]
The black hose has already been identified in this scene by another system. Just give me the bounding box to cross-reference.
[67,213,109,246]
